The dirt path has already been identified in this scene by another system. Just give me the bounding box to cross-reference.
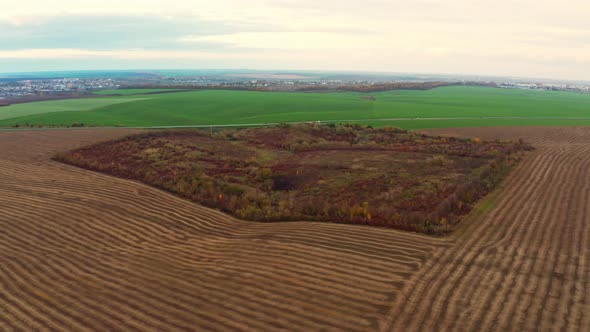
[0,129,448,331]
[1,127,588,331]
[381,127,590,331]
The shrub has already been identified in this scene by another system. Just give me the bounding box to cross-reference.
[430,155,447,167]
[52,123,531,235]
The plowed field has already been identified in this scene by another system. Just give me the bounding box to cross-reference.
[1,127,589,331]
[384,126,590,331]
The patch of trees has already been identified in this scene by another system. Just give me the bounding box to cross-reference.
[11,122,94,128]
[120,81,460,93]
[462,81,499,88]
[298,82,459,93]
[53,124,532,235]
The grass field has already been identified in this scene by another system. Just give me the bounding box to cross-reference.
[2,86,590,128]
[92,89,180,95]
[0,97,147,121]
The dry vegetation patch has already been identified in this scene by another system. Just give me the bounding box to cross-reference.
[54,124,531,234]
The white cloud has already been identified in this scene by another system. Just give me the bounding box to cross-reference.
[0,0,589,80]
[0,48,264,60]
[179,32,385,50]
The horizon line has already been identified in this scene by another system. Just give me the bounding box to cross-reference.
[0,68,587,84]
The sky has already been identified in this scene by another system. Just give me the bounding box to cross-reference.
[0,0,589,80]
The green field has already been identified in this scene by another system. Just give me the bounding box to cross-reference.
[0,97,147,121]
[2,86,590,129]
[92,89,181,95]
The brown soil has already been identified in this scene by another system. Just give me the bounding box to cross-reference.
[1,126,588,331]
[383,126,590,331]
[0,128,448,331]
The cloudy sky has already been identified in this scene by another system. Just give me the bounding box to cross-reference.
[0,0,589,80]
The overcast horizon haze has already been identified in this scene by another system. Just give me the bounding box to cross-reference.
[1,0,589,81]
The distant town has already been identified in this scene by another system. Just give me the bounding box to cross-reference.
[1,70,589,102]
[0,78,118,99]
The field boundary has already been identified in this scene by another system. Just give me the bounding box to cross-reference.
[3,116,590,132]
